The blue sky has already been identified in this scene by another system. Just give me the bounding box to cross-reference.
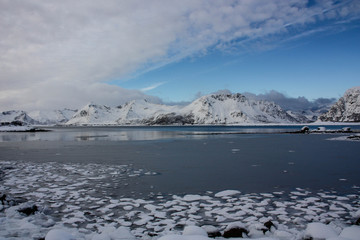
[1,0,360,111]
[119,19,360,103]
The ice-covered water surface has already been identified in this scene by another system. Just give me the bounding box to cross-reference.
[1,127,360,239]
[0,160,360,240]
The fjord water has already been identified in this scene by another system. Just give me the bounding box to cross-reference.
[1,125,359,198]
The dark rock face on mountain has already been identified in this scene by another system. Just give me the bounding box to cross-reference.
[144,113,195,125]
[319,87,360,122]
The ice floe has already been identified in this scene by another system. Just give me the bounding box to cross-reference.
[1,160,360,239]
[328,134,360,141]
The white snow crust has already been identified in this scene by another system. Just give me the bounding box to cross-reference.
[304,222,338,239]
[339,226,360,240]
[45,229,76,240]
[214,190,241,197]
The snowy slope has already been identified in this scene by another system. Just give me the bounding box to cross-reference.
[319,86,360,122]
[65,100,180,125]
[66,103,122,125]
[181,93,297,124]
[116,99,180,125]
[286,110,316,123]
[28,109,77,125]
[0,110,36,125]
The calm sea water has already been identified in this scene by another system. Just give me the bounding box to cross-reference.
[1,125,360,197]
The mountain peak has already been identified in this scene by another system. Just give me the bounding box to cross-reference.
[319,86,360,122]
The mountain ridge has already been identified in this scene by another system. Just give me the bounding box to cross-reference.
[1,93,302,126]
[2,87,359,126]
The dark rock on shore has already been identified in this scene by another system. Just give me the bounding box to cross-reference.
[348,135,360,140]
[18,205,38,216]
[300,126,310,134]
[0,194,6,205]
[264,220,276,232]
[207,230,222,238]
[223,227,249,238]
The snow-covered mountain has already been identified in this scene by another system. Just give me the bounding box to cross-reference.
[66,104,121,125]
[179,93,297,124]
[65,93,298,125]
[116,99,180,125]
[65,101,180,125]
[28,109,77,125]
[0,110,36,126]
[319,86,360,122]
[5,88,359,126]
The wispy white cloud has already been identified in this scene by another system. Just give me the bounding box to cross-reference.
[0,0,359,111]
[140,82,167,92]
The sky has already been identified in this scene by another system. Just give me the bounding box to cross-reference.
[1,0,360,111]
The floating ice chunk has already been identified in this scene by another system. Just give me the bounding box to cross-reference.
[214,190,240,197]
[45,229,76,240]
[304,222,337,239]
[339,226,360,240]
[144,204,160,212]
[224,221,246,231]
[158,235,210,240]
[351,209,360,218]
[182,195,210,201]
[123,206,133,211]
[291,191,309,196]
[92,226,136,240]
[154,211,167,219]
[330,204,345,211]
[336,196,349,201]
[134,213,154,226]
[260,193,274,198]
[183,226,207,236]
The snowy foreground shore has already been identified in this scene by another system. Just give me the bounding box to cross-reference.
[1,161,360,240]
